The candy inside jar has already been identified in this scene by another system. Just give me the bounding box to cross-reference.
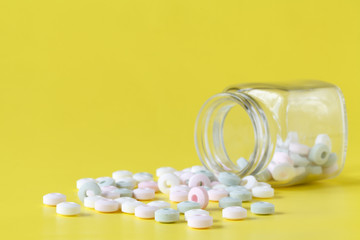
[195,81,347,187]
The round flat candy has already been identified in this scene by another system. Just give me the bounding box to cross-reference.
[308,144,330,165]
[43,193,66,206]
[252,186,274,198]
[184,209,210,221]
[135,205,159,219]
[78,181,101,202]
[222,206,247,220]
[218,172,241,186]
[56,202,81,216]
[95,199,119,213]
[219,197,242,208]
[177,201,201,213]
[155,208,180,223]
[251,202,275,215]
[187,215,213,229]
[147,201,171,209]
[229,189,252,202]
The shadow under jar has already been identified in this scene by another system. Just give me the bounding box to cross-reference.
[195,81,348,187]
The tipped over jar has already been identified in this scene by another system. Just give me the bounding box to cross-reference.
[195,81,348,187]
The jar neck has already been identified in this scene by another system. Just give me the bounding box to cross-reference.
[194,92,273,176]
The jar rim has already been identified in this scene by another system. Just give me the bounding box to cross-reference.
[194,92,272,176]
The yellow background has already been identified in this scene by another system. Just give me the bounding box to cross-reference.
[0,0,359,239]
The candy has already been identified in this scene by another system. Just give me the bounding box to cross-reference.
[56,202,81,216]
[133,188,155,200]
[187,215,213,229]
[208,189,228,201]
[78,181,101,202]
[315,134,332,150]
[169,190,188,202]
[43,193,66,206]
[289,143,311,156]
[95,199,119,213]
[218,172,241,186]
[156,167,176,177]
[219,197,242,208]
[188,173,211,188]
[76,178,96,189]
[158,173,181,194]
[96,177,115,187]
[133,172,153,182]
[177,201,201,213]
[240,175,258,190]
[112,170,132,181]
[84,195,104,208]
[229,189,252,202]
[236,157,248,170]
[184,209,210,221]
[135,205,159,219]
[154,208,180,223]
[250,202,275,215]
[222,206,247,220]
[122,201,144,214]
[252,186,274,198]
[308,144,330,165]
[147,201,171,209]
[138,181,159,192]
[188,186,209,209]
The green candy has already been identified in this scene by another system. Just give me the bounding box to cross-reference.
[78,181,101,202]
[218,172,241,186]
[254,169,272,182]
[229,189,252,202]
[251,202,275,215]
[308,144,330,165]
[155,208,180,223]
[219,197,242,208]
[322,153,338,168]
[177,201,201,213]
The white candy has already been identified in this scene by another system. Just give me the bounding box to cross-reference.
[133,188,155,200]
[133,172,153,182]
[256,182,271,188]
[122,201,144,214]
[43,193,66,206]
[56,202,81,216]
[158,173,181,194]
[147,201,171,209]
[76,178,96,189]
[315,134,332,151]
[156,167,176,177]
[240,176,258,190]
[84,195,104,208]
[268,163,296,181]
[252,186,274,198]
[112,170,132,181]
[95,199,119,212]
[184,209,210,221]
[306,165,322,175]
[222,206,247,220]
[114,197,137,207]
[236,157,248,170]
[170,185,190,193]
[191,165,206,173]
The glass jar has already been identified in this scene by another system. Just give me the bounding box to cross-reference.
[195,80,347,187]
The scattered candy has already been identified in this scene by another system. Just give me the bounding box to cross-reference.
[188,186,209,209]
[250,202,275,215]
[184,209,210,221]
[219,197,242,208]
[154,208,180,223]
[222,206,247,220]
[95,199,119,213]
[43,193,66,206]
[56,202,81,216]
[177,201,201,213]
[187,215,213,229]
[133,188,155,200]
[135,205,159,219]
[158,173,181,194]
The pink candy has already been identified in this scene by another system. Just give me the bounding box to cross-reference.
[272,152,294,165]
[133,188,155,200]
[94,199,119,213]
[169,190,188,202]
[138,181,159,192]
[180,172,194,184]
[188,173,211,188]
[289,143,311,156]
[208,189,228,201]
[188,186,209,209]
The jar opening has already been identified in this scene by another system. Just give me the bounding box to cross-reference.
[195,92,272,176]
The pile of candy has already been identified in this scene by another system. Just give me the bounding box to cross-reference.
[255,133,339,185]
[43,166,276,229]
